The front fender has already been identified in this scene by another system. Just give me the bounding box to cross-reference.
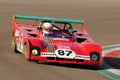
[80,42,102,55]
[23,38,43,60]
[27,38,43,51]
[80,42,102,66]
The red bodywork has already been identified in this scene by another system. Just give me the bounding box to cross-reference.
[12,17,102,66]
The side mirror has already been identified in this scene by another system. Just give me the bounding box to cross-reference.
[68,29,77,33]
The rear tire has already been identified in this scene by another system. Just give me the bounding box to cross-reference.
[12,36,19,53]
[23,44,31,61]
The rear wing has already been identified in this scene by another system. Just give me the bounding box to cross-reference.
[13,14,84,24]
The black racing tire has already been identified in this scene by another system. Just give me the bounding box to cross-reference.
[12,36,19,53]
[23,44,30,61]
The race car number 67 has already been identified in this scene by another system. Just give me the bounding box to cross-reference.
[55,49,76,59]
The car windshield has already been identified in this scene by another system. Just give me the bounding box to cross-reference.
[40,21,82,38]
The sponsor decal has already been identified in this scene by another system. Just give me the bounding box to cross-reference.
[41,52,56,57]
[53,38,69,41]
[57,46,70,49]
[75,55,90,60]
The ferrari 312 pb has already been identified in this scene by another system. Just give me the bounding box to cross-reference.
[12,14,102,66]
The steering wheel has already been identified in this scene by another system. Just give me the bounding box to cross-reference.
[63,23,73,31]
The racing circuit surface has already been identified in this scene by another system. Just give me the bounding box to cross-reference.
[0,0,120,80]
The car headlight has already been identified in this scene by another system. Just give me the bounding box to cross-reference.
[31,46,40,56]
[32,49,38,56]
[90,52,100,61]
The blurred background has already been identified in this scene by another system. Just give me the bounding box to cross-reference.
[0,0,120,46]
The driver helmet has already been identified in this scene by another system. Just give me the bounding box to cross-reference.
[42,22,53,36]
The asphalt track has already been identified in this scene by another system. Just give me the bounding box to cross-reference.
[0,0,120,80]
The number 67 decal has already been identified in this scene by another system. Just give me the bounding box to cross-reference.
[55,49,76,59]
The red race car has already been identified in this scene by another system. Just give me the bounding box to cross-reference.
[12,14,102,66]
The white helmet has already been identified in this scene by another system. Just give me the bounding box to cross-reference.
[43,22,52,30]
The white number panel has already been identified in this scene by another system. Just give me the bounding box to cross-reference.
[55,49,76,59]
[15,30,20,37]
